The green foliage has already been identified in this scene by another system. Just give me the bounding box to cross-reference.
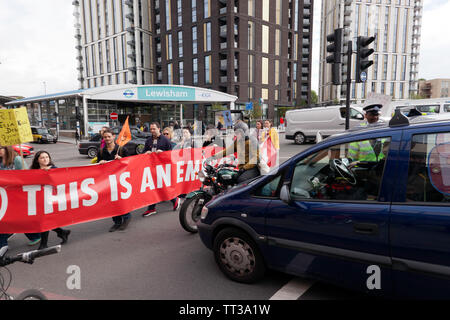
[311,90,318,104]
[249,102,263,120]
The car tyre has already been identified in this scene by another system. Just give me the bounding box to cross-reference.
[87,147,98,159]
[294,132,306,145]
[213,228,266,284]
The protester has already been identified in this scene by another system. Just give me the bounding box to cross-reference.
[142,122,179,216]
[202,126,224,148]
[96,128,132,232]
[211,121,260,184]
[251,120,264,143]
[0,146,41,251]
[174,128,198,149]
[261,120,280,150]
[30,151,71,249]
[162,127,177,148]
[217,121,223,131]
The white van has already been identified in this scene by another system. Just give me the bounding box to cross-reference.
[285,105,365,145]
[380,97,450,122]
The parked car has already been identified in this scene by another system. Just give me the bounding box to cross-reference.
[110,126,151,139]
[198,113,450,298]
[285,105,365,145]
[12,144,34,158]
[78,133,146,158]
[30,126,57,143]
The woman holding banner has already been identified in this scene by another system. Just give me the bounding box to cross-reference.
[30,151,71,250]
[0,146,41,251]
[96,128,132,232]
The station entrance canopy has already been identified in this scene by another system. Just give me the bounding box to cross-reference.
[6,85,238,138]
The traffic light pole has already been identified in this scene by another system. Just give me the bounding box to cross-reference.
[345,40,352,130]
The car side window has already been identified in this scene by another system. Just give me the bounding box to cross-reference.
[290,138,391,201]
[406,132,450,204]
[253,174,283,198]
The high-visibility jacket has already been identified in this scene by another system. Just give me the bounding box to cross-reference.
[261,128,280,150]
[348,139,386,162]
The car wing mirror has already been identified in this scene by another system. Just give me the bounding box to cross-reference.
[280,184,291,204]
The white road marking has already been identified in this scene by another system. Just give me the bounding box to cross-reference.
[269,277,315,300]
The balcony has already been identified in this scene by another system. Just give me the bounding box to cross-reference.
[220,76,228,83]
[220,25,227,37]
[220,42,227,49]
[220,60,227,70]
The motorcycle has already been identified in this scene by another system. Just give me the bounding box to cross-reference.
[179,157,239,233]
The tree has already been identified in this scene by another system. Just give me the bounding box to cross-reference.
[249,102,263,120]
[311,90,318,104]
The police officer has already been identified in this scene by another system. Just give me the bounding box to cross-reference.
[348,104,387,163]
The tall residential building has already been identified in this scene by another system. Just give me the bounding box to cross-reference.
[73,0,314,122]
[73,0,155,89]
[418,79,450,99]
[319,0,423,104]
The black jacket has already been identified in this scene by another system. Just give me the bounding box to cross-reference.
[97,144,129,162]
[143,134,173,153]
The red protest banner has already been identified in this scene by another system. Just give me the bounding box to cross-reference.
[0,147,220,233]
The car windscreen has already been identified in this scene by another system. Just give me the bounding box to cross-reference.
[37,128,49,134]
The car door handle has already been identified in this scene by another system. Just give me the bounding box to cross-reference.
[339,123,345,125]
[353,223,379,235]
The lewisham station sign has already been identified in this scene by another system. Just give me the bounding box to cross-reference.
[83,85,238,103]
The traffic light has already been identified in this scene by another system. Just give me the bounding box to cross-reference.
[325,28,343,85]
[356,36,375,83]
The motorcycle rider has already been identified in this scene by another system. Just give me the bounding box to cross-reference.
[210,120,260,183]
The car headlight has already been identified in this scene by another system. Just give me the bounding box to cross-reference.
[201,206,209,220]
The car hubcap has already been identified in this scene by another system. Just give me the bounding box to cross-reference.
[295,134,304,144]
[220,237,255,276]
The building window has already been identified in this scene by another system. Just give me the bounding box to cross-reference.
[106,39,111,73]
[248,86,254,99]
[262,0,269,22]
[168,63,173,84]
[204,22,211,51]
[85,47,90,77]
[248,0,255,17]
[392,55,398,81]
[262,25,269,54]
[373,54,378,80]
[165,0,172,31]
[192,0,197,22]
[248,21,255,51]
[192,26,197,54]
[275,60,280,85]
[205,55,211,84]
[276,0,282,25]
[166,34,173,60]
[402,8,408,53]
[248,54,254,83]
[178,31,183,57]
[262,88,269,100]
[193,58,198,84]
[179,61,184,84]
[177,0,182,27]
[262,57,269,85]
[275,29,281,56]
[383,54,388,80]
[204,0,210,18]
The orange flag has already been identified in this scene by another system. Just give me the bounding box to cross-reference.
[116,116,132,147]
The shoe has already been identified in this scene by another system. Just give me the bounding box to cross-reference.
[38,243,48,250]
[118,219,130,231]
[173,197,181,211]
[142,209,156,217]
[28,238,41,246]
[58,230,71,245]
[7,234,15,240]
[109,224,121,232]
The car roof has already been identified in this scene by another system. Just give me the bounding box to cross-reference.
[324,117,450,143]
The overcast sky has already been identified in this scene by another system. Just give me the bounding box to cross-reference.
[0,0,449,98]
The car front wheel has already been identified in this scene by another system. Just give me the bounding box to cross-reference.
[87,147,98,159]
[294,132,306,145]
[213,228,266,283]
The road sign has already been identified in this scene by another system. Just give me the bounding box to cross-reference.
[110,112,118,120]
[245,102,253,110]
[360,71,367,82]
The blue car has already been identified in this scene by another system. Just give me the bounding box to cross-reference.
[198,113,450,298]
